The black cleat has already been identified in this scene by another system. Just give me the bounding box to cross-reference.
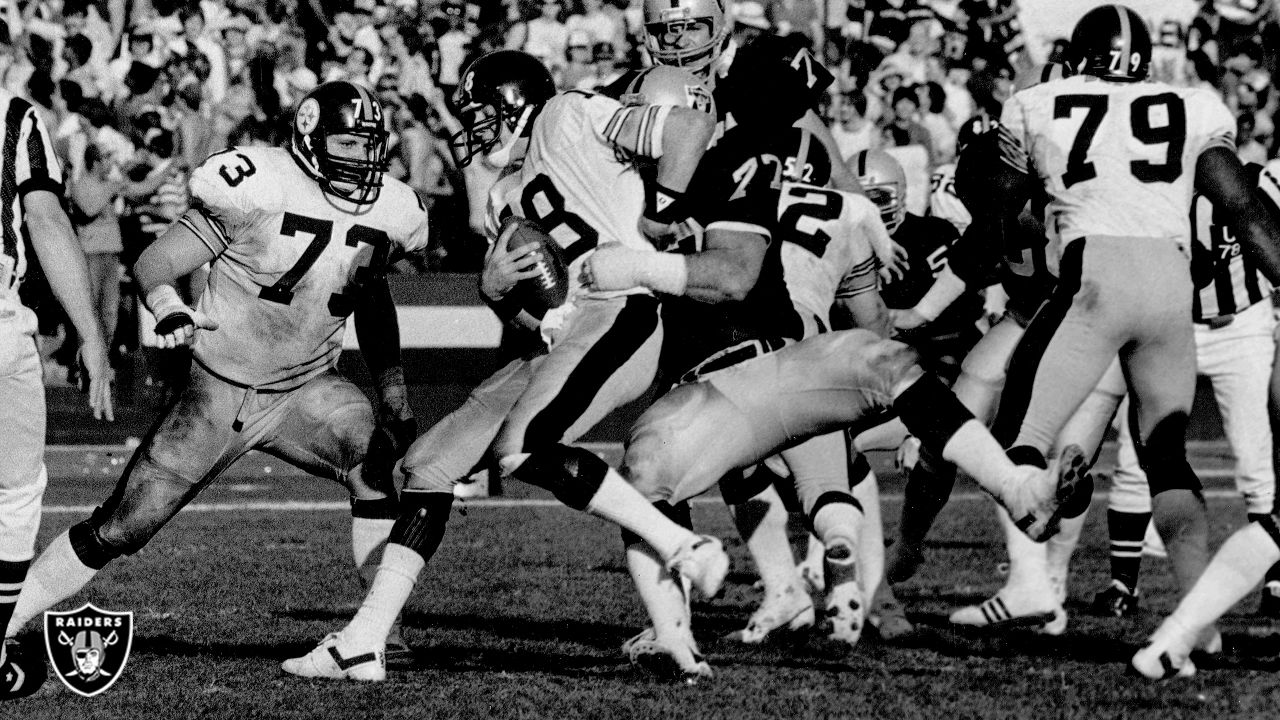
[1091,580,1139,618]
[0,638,46,701]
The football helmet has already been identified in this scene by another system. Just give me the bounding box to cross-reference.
[956,114,998,155]
[1068,4,1152,82]
[620,65,717,117]
[850,149,907,234]
[643,0,730,78]
[290,81,389,205]
[450,50,556,168]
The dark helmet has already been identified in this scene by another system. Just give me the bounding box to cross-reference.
[290,80,390,205]
[956,114,998,155]
[1068,4,1152,82]
[449,50,556,168]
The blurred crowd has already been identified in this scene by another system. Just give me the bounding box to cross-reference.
[3,0,1279,384]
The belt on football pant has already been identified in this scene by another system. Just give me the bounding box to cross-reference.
[1194,314,1234,330]
[679,337,791,385]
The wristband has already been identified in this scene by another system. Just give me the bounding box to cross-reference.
[638,252,688,296]
[913,266,967,322]
[643,182,690,225]
[146,285,194,334]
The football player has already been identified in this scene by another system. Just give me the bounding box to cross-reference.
[583,92,1092,681]
[936,6,1280,678]
[283,53,733,682]
[0,86,113,700]
[6,82,428,659]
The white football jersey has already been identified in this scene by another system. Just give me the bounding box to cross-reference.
[928,162,971,233]
[491,91,672,303]
[777,181,885,333]
[999,75,1235,255]
[183,146,429,390]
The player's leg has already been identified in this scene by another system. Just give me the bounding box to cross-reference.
[1265,314,1280,614]
[1091,397,1150,616]
[496,297,707,569]
[9,365,255,635]
[0,318,49,698]
[888,314,1024,585]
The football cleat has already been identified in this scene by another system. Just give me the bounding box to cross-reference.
[818,541,865,649]
[281,633,385,682]
[1257,580,1280,618]
[0,638,46,701]
[797,536,826,593]
[625,628,713,683]
[723,583,815,644]
[667,535,730,600]
[1131,642,1196,680]
[1090,580,1140,618]
[868,583,915,640]
[1005,445,1092,542]
[949,591,1065,634]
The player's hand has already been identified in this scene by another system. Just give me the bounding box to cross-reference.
[78,339,114,422]
[480,229,542,301]
[153,308,218,348]
[366,405,418,487]
[895,435,921,473]
[581,244,644,292]
[890,308,928,331]
[879,240,909,283]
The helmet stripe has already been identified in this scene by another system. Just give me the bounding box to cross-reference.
[857,150,867,178]
[1116,5,1132,76]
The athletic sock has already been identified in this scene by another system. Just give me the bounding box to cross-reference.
[6,531,98,636]
[0,559,31,638]
[351,517,395,593]
[341,544,425,652]
[890,451,956,582]
[587,469,694,561]
[1106,509,1150,592]
[732,485,800,596]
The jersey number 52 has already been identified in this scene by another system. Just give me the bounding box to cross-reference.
[1054,92,1186,188]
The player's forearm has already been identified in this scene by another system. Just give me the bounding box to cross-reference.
[683,237,765,303]
[27,205,105,349]
[354,277,407,410]
[655,109,715,193]
[134,220,217,295]
[1197,147,1280,283]
[834,292,891,338]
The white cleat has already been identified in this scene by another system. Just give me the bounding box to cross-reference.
[668,535,730,599]
[819,541,865,649]
[1131,616,1203,680]
[1131,643,1197,680]
[724,583,815,644]
[625,627,713,683]
[1004,445,1093,542]
[949,590,1066,635]
[281,633,386,682]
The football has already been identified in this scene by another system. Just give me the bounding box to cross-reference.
[500,214,569,318]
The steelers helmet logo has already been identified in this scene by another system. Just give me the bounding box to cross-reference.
[296,98,320,135]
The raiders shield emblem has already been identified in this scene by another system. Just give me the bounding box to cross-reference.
[44,604,133,697]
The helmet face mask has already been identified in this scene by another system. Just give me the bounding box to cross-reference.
[851,150,907,234]
[449,50,556,168]
[643,0,728,77]
[290,81,390,205]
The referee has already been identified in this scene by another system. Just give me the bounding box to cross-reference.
[0,87,113,700]
[1096,159,1280,618]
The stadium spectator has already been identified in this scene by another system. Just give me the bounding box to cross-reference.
[880,85,934,165]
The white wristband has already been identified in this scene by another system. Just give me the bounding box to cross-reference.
[145,284,190,318]
[639,252,688,296]
[914,265,967,321]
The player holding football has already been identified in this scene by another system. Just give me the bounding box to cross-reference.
[931,6,1280,674]
[283,54,736,682]
[6,82,428,656]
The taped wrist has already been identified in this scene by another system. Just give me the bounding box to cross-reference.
[914,267,967,321]
[638,252,688,295]
[146,284,194,334]
[644,182,690,225]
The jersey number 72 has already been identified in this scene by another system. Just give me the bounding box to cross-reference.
[1054,92,1186,188]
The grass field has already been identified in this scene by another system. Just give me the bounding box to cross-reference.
[11,447,1280,719]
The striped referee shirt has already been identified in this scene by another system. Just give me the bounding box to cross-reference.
[0,89,64,293]
[1190,161,1279,322]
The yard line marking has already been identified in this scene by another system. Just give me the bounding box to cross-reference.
[39,487,1249,514]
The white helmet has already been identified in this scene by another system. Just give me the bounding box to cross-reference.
[849,149,907,234]
[642,0,730,78]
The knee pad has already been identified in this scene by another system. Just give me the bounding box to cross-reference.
[720,466,776,507]
[1136,412,1202,496]
[68,519,125,570]
[509,444,608,511]
[388,490,454,558]
[350,496,400,520]
[806,491,863,536]
[893,373,977,455]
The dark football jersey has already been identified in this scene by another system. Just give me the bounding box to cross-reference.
[659,126,806,382]
[880,213,983,334]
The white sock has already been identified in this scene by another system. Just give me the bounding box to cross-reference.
[586,469,694,561]
[939,420,1021,499]
[733,485,799,596]
[6,531,98,635]
[998,505,1053,604]
[852,473,884,601]
[626,542,689,642]
[1161,522,1280,643]
[341,544,425,651]
[351,517,395,591]
[1047,511,1087,592]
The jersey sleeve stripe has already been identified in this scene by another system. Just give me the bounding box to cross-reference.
[180,206,230,254]
[706,220,771,239]
[996,124,1029,174]
[835,257,879,297]
[604,106,631,145]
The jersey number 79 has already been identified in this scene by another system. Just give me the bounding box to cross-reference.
[1054,92,1186,188]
